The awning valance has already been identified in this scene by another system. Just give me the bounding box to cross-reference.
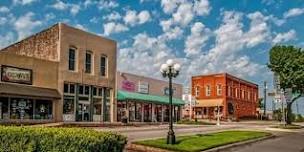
[117,90,184,105]
[0,83,61,100]
[196,99,223,107]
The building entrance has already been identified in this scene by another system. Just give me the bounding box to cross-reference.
[77,102,90,121]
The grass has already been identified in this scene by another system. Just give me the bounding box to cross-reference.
[176,119,215,125]
[134,131,271,152]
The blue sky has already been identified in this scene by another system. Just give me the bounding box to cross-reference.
[0,0,304,89]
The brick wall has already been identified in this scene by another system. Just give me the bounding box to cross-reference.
[0,24,59,61]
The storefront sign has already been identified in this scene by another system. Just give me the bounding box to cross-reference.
[122,80,135,92]
[1,65,32,85]
[138,81,149,94]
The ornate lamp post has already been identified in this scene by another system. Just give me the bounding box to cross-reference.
[160,59,181,145]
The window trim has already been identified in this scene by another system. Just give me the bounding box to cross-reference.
[85,50,93,74]
[216,84,222,96]
[205,85,211,96]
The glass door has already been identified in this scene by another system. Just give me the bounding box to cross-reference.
[77,103,90,121]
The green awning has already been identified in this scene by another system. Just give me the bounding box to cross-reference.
[117,90,184,105]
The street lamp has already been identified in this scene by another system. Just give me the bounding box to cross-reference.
[160,59,181,145]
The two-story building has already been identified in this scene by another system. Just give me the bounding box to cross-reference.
[0,23,117,123]
[192,73,258,121]
[116,72,184,123]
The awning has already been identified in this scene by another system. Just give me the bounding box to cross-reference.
[0,83,61,99]
[117,90,184,105]
[196,99,223,107]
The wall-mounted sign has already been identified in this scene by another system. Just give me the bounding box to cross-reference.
[138,81,149,94]
[1,65,32,85]
[122,80,135,92]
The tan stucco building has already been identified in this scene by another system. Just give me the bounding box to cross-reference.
[116,72,184,123]
[0,23,117,123]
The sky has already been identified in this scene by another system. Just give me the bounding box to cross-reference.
[0,0,303,101]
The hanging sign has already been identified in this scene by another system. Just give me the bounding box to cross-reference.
[1,65,32,85]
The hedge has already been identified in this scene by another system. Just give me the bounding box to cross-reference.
[0,126,127,152]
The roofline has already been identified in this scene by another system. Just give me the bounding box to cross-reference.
[117,71,183,87]
[192,72,258,87]
[0,23,59,51]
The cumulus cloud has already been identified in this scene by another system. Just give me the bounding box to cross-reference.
[51,0,81,15]
[184,22,211,56]
[272,29,296,44]
[0,6,9,13]
[14,12,42,40]
[123,10,151,26]
[13,0,37,5]
[283,8,304,18]
[103,22,129,36]
[103,11,122,21]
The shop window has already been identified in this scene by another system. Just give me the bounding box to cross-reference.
[216,84,222,96]
[205,85,211,96]
[98,88,103,97]
[63,97,74,114]
[0,97,9,120]
[135,103,142,121]
[85,51,92,74]
[69,48,76,71]
[64,84,69,93]
[34,100,52,119]
[103,88,111,121]
[100,55,107,77]
[70,84,75,94]
[10,98,33,119]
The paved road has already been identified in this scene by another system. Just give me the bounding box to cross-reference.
[231,130,304,152]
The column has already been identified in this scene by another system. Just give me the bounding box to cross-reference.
[151,104,155,122]
[161,105,164,122]
[141,103,144,122]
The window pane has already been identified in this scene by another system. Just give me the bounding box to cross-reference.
[0,97,9,120]
[79,85,84,95]
[98,88,103,97]
[100,56,107,76]
[10,98,33,119]
[34,100,52,119]
[85,52,92,73]
[63,97,74,114]
[64,83,69,93]
[69,48,75,71]
[70,84,75,94]
[93,87,97,96]
[85,86,90,95]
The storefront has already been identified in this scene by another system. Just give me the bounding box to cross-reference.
[117,90,183,123]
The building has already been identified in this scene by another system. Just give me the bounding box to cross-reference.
[192,73,258,120]
[116,72,184,123]
[0,23,117,123]
[181,87,195,119]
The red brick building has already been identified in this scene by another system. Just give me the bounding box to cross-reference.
[192,73,258,121]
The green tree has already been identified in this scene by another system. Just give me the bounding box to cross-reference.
[268,45,304,125]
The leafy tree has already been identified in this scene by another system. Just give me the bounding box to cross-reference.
[268,45,304,124]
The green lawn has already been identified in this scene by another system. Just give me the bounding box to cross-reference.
[134,131,270,152]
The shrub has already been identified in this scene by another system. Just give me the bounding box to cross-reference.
[0,126,127,152]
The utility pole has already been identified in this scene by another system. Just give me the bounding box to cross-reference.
[263,81,267,119]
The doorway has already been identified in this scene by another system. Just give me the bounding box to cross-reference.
[77,103,90,121]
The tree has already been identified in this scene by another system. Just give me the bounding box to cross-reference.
[268,45,304,125]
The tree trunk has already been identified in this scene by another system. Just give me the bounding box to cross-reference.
[286,103,292,125]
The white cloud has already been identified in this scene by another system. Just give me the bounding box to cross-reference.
[124,10,151,26]
[193,0,211,16]
[268,15,285,26]
[272,29,296,44]
[0,32,15,49]
[14,12,42,40]
[45,13,55,21]
[13,0,37,5]
[245,11,270,47]
[161,0,181,14]
[0,6,9,13]
[185,22,211,56]
[103,12,122,21]
[283,8,304,18]
[75,24,88,31]
[90,17,99,23]
[51,0,81,15]
[0,17,7,25]
[97,0,119,10]
[103,22,129,36]
[172,2,194,26]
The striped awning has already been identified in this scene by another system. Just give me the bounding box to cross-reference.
[195,99,223,107]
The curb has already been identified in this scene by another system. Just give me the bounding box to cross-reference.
[203,135,276,152]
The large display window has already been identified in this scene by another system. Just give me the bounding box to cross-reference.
[35,100,52,119]
[0,97,9,120]
[63,96,74,114]
[10,98,33,119]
